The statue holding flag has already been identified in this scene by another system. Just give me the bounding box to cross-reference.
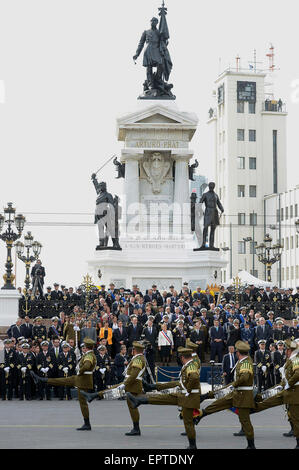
[133,1,175,100]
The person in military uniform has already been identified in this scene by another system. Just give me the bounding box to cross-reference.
[196,340,256,449]
[31,338,97,431]
[17,343,35,400]
[54,343,76,400]
[94,345,111,392]
[36,340,55,400]
[254,339,272,392]
[253,339,299,449]
[127,347,201,449]
[32,317,47,344]
[273,340,286,385]
[0,339,17,400]
[81,341,147,436]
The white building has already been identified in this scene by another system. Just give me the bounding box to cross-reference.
[264,186,299,288]
[207,66,287,284]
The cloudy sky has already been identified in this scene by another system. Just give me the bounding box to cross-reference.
[0,0,298,288]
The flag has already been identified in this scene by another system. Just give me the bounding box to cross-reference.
[158,2,172,82]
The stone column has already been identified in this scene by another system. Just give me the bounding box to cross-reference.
[173,154,191,237]
[121,151,141,236]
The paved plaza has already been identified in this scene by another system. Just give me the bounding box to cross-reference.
[0,399,295,449]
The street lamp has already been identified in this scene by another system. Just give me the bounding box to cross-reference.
[15,231,42,291]
[256,234,282,282]
[0,203,26,290]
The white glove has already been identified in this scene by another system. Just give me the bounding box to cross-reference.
[63,367,69,374]
[284,383,290,390]
[44,367,49,373]
[40,368,46,374]
[21,367,27,373]
[100,368,106,374]
[118,383,125,391]
[73,325,80,331]
[4,367,10,373]
[279,367,285,379]
[262,366,267,373]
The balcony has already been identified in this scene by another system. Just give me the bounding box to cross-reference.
[262,100,287,113]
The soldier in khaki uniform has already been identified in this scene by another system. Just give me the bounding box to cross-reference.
[81,341,147,436]
[31,337,96,431]
[127,347,201,449]
[253,339,299,449]
[197,340,256,449]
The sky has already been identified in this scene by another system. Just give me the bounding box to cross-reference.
[0,0,299,288]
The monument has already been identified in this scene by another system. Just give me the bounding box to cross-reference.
[87,1,227,290]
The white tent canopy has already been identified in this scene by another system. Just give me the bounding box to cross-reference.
[224,270,274,288]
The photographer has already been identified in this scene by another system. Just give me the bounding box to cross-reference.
[31,260,45,296]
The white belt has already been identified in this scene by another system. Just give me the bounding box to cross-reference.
[294,382,299,387]
[83,371,93,375]
[236,387,253,391]
[125,374,143,381]
[181,389,200,394]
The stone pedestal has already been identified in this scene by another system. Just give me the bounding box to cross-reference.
[0,289,21,327]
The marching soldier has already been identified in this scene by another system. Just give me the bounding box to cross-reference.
[32,317,47,344]
[36,340,54,400]
[127,347,201,449]
[196,340,256,449]
[254,340,272,392]
[31,337,97,431]
[253,339,299,449]
[81,341,147,437]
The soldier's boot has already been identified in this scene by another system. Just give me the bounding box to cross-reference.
[80,390,100,403]
[233,428,245,437]
[76,418,91,431]
[30,371,47,385]
[125,422,141,436]
[186,438,197,450]
[127,392,148,409]
[283,424,294,437]
[142,379,157,392]
[246,439,256,449]
[295,438,299,449]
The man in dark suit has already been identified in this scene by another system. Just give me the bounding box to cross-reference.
[20,316,33,340]
[209,319,225,362]
[10,319,24,341]
[189,320,205,361]
[222,346,237,385]
[113,320,128,354]
[114,345,129,383]
[255,317,273,348]
[127,316,143,347]
[142,318,158,377]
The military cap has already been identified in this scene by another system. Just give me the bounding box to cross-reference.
[22,343,30,349]
[148,315,154,321]
[169,285,174,289]
[62,343,70,349]
[233,319,240,324]
[230,301,235,305]
[132,341,145,351]
[46,286,51,290]
[83,338,95,348]
[186,338,198,350]
[51,316,59,322]
[4,339,12,344]
[200,308,207,312]
[267,311,274,317]
[235,341,250,353]
[178,347,193,356]
[97,345,106,351]
[35,316,43,321]
[18,337,25,343]
[163,314,169,319]
[276,340,284,346]
[41,341,49,346]
[178,320,184,324]
[225,304,232,308]
[276,320,284,325]
[285,339,298,350]
[258,339,266,345]
[54,283,59,287]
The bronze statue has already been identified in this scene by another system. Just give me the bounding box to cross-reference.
[133,1,175,100]
[91,174,121,250]
[189,159,199,181]
[195,182,224,251]
[113,157,125,179]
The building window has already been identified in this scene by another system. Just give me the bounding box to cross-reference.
[223,270,226,283]
[250,213,257,226]
[286,237,289,250]
[250,241,257,255]
[281,208,284,221]
[238,185,245,197]
[291,266,294,280]
[248,102,256,114]
[249,129,256,142]
[291,236,294,249]
[296,265,299,279]
[237,157,245,169]
[237,101,245,113]
[238,241,246,254]
[249,185,257,198]
[276,209,280,223]
[296,235,299,249]
[237,129,245,141]
[249,157,256,169]
[286,267,289,280]
[286,207,288,220]
[295,204,298,217]
[290,205,293,219]
[238,213,246,225]
[282,268,284,281]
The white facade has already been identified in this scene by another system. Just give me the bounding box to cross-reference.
[208,69,287,283]
[264,186,299,288]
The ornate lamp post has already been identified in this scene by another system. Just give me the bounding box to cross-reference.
[256,234,282,282]
[0,203,26,290]
[15,231,42,291]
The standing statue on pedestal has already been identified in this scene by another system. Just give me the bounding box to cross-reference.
[195,182,224,252]
[133,1,175,100]
[91,174,122,251]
